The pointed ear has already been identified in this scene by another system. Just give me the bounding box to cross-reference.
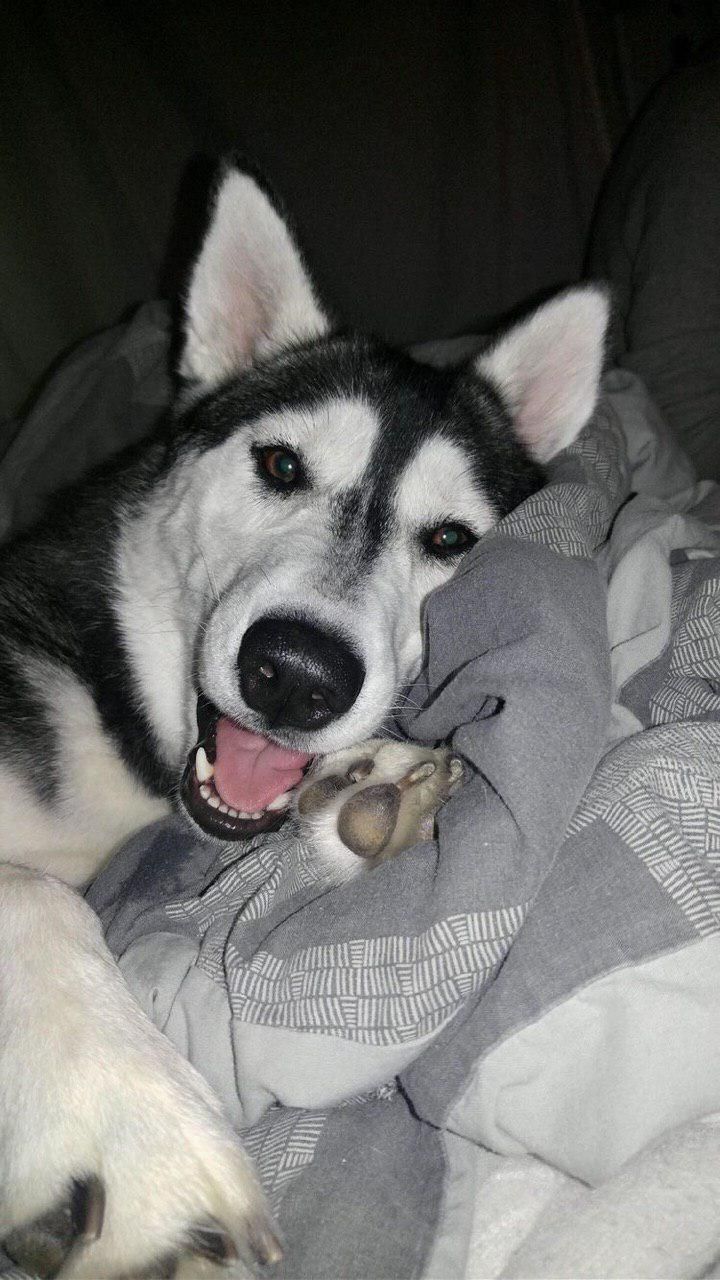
[475,286,609,463]
[180,162,330,385]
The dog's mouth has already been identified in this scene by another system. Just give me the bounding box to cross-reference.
[180,694,313,840]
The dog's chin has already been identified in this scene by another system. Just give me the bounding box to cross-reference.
[178,693,313,843]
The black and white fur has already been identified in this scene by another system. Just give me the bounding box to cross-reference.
[0,163,608,1276]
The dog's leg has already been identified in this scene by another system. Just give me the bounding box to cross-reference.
[0,863,280,1278]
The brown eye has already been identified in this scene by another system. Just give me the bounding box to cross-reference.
[255,445,303,490]
[425,523,476,558]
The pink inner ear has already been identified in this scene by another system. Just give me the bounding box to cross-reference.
[478,290,608,464]
[195,212,275,372]
[515,349,579,458]
[183,239,269,380]
[221,282,268,368]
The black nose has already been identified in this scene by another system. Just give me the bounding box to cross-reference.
[238,616,365,730]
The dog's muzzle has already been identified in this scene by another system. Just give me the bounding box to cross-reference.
[181,618,365,842]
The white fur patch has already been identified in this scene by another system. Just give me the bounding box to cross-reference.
[0,662,168,886]
[395,436,498,534]
[114,497,200,768]
[477,286,609,462]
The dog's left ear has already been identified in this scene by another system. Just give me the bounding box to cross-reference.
[180,163,329,386]
[475,286,609,463]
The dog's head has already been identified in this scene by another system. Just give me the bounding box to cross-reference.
[167,162,608,840]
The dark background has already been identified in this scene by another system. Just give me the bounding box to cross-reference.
[2,0,719,425]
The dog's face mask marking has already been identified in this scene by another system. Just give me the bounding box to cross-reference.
[181,396,500,741]
[138,162,608,841]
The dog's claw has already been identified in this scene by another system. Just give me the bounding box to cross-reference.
[345,757,375,783]
[186,1211,282,1274]
[70,1174,105,1243]
[245,1215,284,1268]
[401,760,437,788]
[187,1220,238,1267]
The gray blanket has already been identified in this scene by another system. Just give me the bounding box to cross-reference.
[81,369,720,1277]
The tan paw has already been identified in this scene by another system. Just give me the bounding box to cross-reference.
[296,739,463,878]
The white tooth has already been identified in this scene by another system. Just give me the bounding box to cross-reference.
[228,808,239,818]
[251,811,263,820]
[200,784,212,801]
[218,802,230,814]
[267,792,291,811]
[208,795,221,809]
[237,811,250,819]
[195,746,214,782]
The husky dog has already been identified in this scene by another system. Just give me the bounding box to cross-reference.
[0,163,608,1276]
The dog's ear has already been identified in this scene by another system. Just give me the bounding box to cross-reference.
[180,162,329,385]
[474,286,609,463]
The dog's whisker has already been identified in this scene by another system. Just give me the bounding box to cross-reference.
[196,544,221,603]
[378,725,405,743]
[393,691,425,710]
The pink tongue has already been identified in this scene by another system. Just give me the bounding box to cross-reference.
[213,718,311,812]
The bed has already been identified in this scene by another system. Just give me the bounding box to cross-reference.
[3,48,720,1280]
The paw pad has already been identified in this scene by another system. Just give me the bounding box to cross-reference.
[297,740,464,871]
[4,1175,105,1278]
[337,783,402,857]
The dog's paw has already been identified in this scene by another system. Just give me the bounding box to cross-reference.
[296,739,463,878]
[0,867,280,1279]
[4,1180,270,1279]
[2,1044,280,1280]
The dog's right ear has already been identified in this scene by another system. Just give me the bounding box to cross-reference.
[474,286,609,463]
[180,162,329,386]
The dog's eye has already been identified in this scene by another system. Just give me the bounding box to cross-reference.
[254,445,304,491]
[424,523,476,558]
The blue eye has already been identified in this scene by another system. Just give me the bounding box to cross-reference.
[425,523,476,558]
